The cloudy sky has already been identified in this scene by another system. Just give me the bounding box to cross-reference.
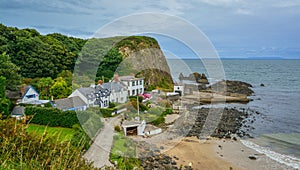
[1,0,300,58]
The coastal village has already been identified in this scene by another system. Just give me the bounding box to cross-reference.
[1,24,291,169]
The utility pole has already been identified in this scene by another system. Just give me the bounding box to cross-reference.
[137,95,140,122]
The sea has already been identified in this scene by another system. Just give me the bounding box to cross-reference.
[167,59,300,169]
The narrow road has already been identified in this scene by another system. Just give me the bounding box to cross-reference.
[84,116,120,168]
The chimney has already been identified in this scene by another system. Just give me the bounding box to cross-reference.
[113,73,119,82]
[98,80,103,85]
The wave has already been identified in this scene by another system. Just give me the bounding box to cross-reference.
[241,140,300,169]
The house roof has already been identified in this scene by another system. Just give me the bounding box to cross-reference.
[122,120,141,128]
[77,87,96,100]
[12,106,25,115]
[54,96,86,110]
[101,82,126,92]
[6,90,21,99]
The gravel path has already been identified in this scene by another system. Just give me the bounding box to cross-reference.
[84,116,120,168]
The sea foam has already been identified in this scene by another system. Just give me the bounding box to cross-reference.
[241,140,300,169]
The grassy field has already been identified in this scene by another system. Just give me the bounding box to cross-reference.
[26,124,75,142]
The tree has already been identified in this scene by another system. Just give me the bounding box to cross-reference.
[37,77,54,99]
[0,76,11,115]
[0,52,22,90]
[50,77,71,99]
[57,70,73,86]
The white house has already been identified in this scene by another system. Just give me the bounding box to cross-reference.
[69,87,96,107]
[19,85,39,103]
[117,75,144,96]
[101,81,128,104]
[69,85,110,109]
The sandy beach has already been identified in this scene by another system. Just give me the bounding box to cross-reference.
[164,137,293,170]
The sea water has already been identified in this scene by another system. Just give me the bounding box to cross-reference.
[167,59,300,169]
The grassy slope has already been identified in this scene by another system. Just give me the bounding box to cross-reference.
[26,124,75,142]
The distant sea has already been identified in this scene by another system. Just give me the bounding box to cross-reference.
[167,59,300,169]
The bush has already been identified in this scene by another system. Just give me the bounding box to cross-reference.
[99,108,115,117]
[0,118,97,169]
[114,125,121,132]
[151,116,165,126]
[109,102,116,108]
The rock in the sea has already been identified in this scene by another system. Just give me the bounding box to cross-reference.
[260,83,265,87]
[209,80,254,96]
[248,155,257,160]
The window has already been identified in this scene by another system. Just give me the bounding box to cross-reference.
[26,94,36,99]
[128,90,130,96]
[132,81,135,86]
[140,80,142,85]
[140,88,143,93]
[132,90,135,95]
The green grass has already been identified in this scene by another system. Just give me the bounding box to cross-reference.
[26,124,75,142]
[110,133,140,169]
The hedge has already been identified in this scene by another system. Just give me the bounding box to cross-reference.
[25,107,78,128]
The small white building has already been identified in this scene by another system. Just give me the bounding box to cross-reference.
[121,120,162,136]
[173,83,184,96]
[118,74,144,96]
[19,85,39,103]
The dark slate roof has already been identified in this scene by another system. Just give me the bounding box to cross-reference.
[102,82,126,92]
[6,90,21,99]
[55,96,87,110]
[12,106,25,115]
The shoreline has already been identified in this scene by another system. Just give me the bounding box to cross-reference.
[164,136,294,170]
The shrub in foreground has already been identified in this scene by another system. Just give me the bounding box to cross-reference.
[0,118,97,169]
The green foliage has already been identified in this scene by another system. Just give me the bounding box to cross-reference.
[50,77,71,99]
[96,47,123,80]
[115,36,159,51]
[26,124,75,142]
[0,76,5,98]
[57,70,73,86]
[110,133,140,169]
[0,77,11,115]
[25,107,78,128]
[0,118,96,169]
[114,125,121,132]
[129,96,148,112]
[71,124,91,151]
[36,77,54,99]
[151,116,165,126]
[0,24,86,78]
[0,52,22,90]
[99,108,115,118]
[109,102,116,108]
[150,108,173,126]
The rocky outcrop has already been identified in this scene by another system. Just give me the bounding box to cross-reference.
[186,108,256,138]
[208,80,254,96]
[179,72,209,84]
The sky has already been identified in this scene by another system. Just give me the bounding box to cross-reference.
[1,0,300,59]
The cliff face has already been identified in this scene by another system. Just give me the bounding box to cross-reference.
[76,36,174,91]
[115,36,174,91]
